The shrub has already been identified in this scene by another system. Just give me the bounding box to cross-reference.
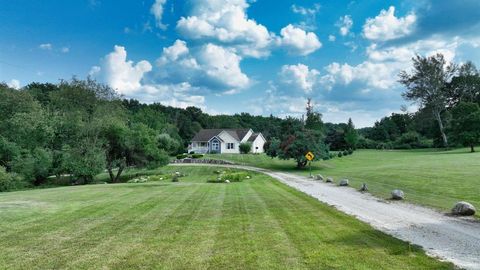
[329,153,335,159]
[342,150,349,156]
[189,151,195,154]
[0,166,25,192]
[191,154,204,159]
[176,154,188,160]
[348,149,354,155]
[239,142,252,154]
[337,151,343,157]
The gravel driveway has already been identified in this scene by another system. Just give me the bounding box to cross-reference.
[173,163,480,270]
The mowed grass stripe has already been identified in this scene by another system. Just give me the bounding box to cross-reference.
[67,184,195,269]
[13,185,175,269]
[0,166,455,269]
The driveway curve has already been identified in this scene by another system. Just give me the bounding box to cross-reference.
[172,163,480,270]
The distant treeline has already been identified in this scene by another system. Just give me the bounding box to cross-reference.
[1,54,479,190]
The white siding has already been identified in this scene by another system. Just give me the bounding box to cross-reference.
[251,134,266,153]
[218,131,240,154]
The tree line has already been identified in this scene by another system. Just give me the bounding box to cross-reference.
[1,53,478,191]
[360,54,480,152]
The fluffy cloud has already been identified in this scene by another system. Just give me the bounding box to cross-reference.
[7,79,21,89]
[176,0,273,58]
[89,45,206,108]
[336,15,353,36]
[61,47,70,53]
[278,24,322,56]
[151,0,168,30]
[363,6,416,41]
[89,45,152,95]
[280,64,320,93]
[156,40,250,92]
[39,43,52,50]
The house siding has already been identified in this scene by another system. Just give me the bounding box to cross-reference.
[218,132,240,154]
[252,135,266,153]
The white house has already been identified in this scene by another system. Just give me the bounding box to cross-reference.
[188,129,266,154]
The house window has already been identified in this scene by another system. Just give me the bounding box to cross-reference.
[212,141,219,150]
[200,142,207,147]
[227,143,235,149]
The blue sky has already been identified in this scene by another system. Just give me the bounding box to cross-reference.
[1,0,480,127]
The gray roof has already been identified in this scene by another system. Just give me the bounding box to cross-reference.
[248,133,259,142]
[191,129,251,142]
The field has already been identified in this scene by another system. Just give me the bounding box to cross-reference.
[0,166,453,269]
[208,148,480,216]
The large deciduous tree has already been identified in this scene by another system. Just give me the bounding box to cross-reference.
[399,54,456,148]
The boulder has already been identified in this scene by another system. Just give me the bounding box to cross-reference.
[451,201,476,216]
[326,177,334,183]
[225,180,230,183]
[359,183,368,192]
[339,179,349,186]
[391,190,404,200]
[314,174,324,181]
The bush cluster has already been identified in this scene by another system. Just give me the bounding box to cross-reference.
[0,166,25,192]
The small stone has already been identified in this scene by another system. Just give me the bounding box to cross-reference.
[339,179,349,186]
[314,174,324,181]
[451,201,476,216]
[225,180,230,183]
[326,177,334,183]
[391,190,404,200]
[245,176,251,179]
[359,183,368,192]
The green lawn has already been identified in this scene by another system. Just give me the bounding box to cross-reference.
[208,148,480,216]
[0,166,452,269]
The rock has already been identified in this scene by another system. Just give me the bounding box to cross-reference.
[245,176,251,179]
[451,201,476,216]
[314,174,324,181]
[326,177,334,183]
[391,190,404,200]
[359,183,368,192]
[339,179,349,186]
[225,180,230,183]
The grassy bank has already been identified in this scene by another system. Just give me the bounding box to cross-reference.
[0,166,452,269]
[208,148,480,216]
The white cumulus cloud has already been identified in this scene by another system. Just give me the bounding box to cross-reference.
[278,24,322,56]
[280,64,320,93]
[363,6,416,41]
[90,45,152,95]
[176,0,273,58]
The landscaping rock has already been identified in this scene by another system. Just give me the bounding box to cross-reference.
[225,180,230,183]
[339,179,349,186]
[326,177,334,183]
[245,176,251,179]
[314,174,324,181]
[391,190,404,200]
[359,183,368,192]
[451,201,476,216]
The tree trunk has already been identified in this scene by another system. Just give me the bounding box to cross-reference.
[107,164,115,183]
[114,165,124,182]
[433,109,448,148]
[471,145,475,153]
